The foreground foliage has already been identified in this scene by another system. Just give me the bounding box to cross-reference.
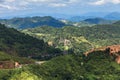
[1,50,120,80]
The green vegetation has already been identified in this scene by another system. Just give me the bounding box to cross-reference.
[0,24,62,60]
[0,50,120,80]
[113,20,120,25]
[0,16,66,29]
[0,18,120,80]
[83,18,115,24]
[10,71,40,80]
[22,23,120,55]
[0,51,34,64]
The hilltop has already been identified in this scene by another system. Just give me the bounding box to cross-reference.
[113,20,120,25]
[83,18,115,24]
[104,12,120,20]
[0,16,66,29]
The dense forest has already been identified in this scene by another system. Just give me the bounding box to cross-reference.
[22,22,120,54]
[0,16,66,29]
[0,18,120,80]
[0,24,62,60]
[0,0,120,79]
[0,50,120,80]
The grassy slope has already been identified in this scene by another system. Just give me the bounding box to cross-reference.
[2,51,120,80]
[0,51,34,64]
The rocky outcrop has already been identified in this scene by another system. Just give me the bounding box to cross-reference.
[107,45,120,56]
[84,45,120,64]
[116,56,120,64]
[0,61,20,69]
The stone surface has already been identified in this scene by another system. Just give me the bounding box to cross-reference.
[84,45,120,64]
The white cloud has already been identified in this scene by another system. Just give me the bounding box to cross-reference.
[0,4,17,9]
[0,0,119,11]
[49,3,67,7]
[67,0,78,3]
[90,0,105,5]
[20,0,79,8]
[26,0,53,3]
[111,0,120,4]
[5,0,15,2]
[90,0,120,5]
[0,0,80,10]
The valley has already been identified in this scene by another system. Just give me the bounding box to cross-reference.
[0,15,120,80]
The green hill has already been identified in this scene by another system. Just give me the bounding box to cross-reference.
[1,50,120,80]
[113,20,120,25]
[22,24,120,55]
[29,51,120,80]
[104,12,120,20]
[83,18,115,24]
[0,16,66,29]
[0,24,62,60]
[0,18,120,80]
[0,51,34,64]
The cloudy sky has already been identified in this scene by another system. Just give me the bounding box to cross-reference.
[0,0,120,18]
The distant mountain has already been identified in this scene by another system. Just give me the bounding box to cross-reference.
[83,12,108,17]
[83,18,115,24]
[68,16,94,22]
[104,12,120,20]
[113,20,120,25]
[0,16,66,29]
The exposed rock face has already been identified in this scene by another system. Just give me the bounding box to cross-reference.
[116,56,120,64]
[84,45,120,64]
[0,61,20,69]
[107,45,120,56]
[0,61,15,69]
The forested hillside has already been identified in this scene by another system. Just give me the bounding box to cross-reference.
[22,23,120,54]
[0,24,62,60]
[0,0,120,79]
[113,20,120,25]
[83,18,115,24]
[1,50,120,80]
[0,16,120,80]
[0,16,66,29]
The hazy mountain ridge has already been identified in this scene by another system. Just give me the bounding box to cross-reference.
[0,16,66,29]
[68,12,120,22]
[104,12,120,20]
[83,18,115,24]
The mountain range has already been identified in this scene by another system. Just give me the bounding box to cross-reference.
[0,16,66,29]
[104,12,120,20]
[83,18,115,24]
[68,12,120,22]
[0,14,120,80]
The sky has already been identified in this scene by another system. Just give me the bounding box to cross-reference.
[0,0,120,18]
